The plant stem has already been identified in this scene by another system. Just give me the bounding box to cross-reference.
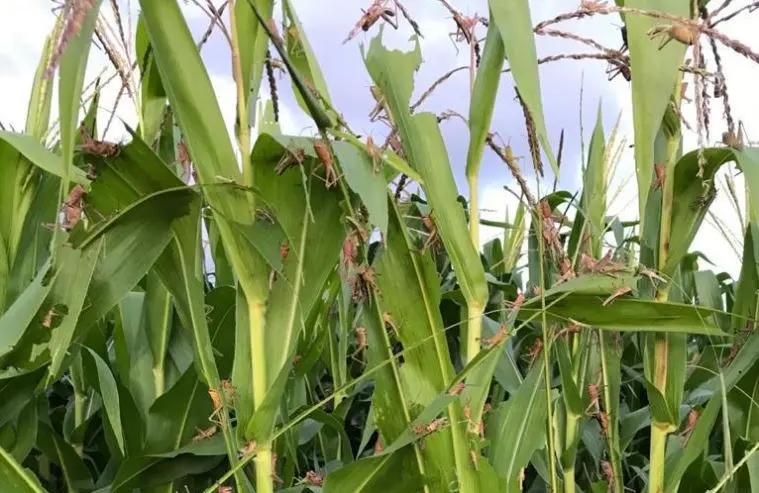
[332,290,349,406]
[73,393,85,456]
[563,419,578,493]
[649,423,668,493]
[466,152,483,364]
[648,75,682,490]
[229,0,255,217]
[153,287,172,397]
[536,210,558,490]
[71,354,86,456]
[466,303,484,363]
[599,331,623,493]
[248,296,271,492]
[648,286,672,493]
[468,175,480,252]
[230,3,273,489]
[255,447,275,493]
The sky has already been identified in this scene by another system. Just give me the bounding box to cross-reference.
[1,0,758,280]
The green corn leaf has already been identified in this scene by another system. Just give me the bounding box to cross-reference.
[108,454,224,493]
[361,302,416,444]
[731,361,759,442]
[0,261,57,360]
[283,0,336,125]
[145,286,236,454]
[0,445,46,493]
[466,19,506,181]
[83,347,126,455]
[114,292,157,418]
[57,0,102,182]
[245,0,332,129]
[25,27,56,140]
[144,272,173,397]
[732,223,759,331]
[323,447,423,493]
[36,422,93,491]
[489,0,557,175]
[45,240,103,384]
[135,14,166,145]
[503,202,526,272]
[0,132,88,184]
[489,361,548,490]
[7,398,38,464]
[138,0,271,312]
[664,148,732,276]
[369,195,489,492]
[330,129,422,183]
[80,133,230,407]
[624,0,689,225]
[619,406,655,450]
[72,186,196,338]
[555,341,584,416]
[0,370,45,429]
[145,367,210,454]
[234,0,273,128]
[599,330,624,490]
[665,391,724,491]
[569,104,607,258]
[666,332,759,489]
[287,406,354,462]
[248,129,344,403]
[362,31,488,310]
[332,140,388,235]
[520,293,725,335]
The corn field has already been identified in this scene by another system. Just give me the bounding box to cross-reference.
[2,0,759,492]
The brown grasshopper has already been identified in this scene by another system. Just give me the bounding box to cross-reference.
[238,440,257,459]
[208,379,235,427]
[463,404,485,438]
[420,213,440,251]
[193,425,218,443]
[581,0,609,10]
[679,408,700,445]
[449,11,479,48]
[648,24,697,50]
[413,417,449,437]
[176,140,193,183]
[586,376,603,415]
[554,321,582,341]
[352,327,368,360]
[600,459,614,492]
[366,135,383,173]
[482,325,509,348]
[79,126,120,158]
[351,264,378,302]
[344,0,397,44]
[303,471,323,486]
[312,140,339,188]
[653,163,667,190]
[723,122,755,151]
[526,338,544,367]
[447,382,466,396]
[602,286,633,306]
[61,185,87,230]
[275,146,306,175]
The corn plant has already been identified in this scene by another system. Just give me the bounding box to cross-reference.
[1,0,759,492]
